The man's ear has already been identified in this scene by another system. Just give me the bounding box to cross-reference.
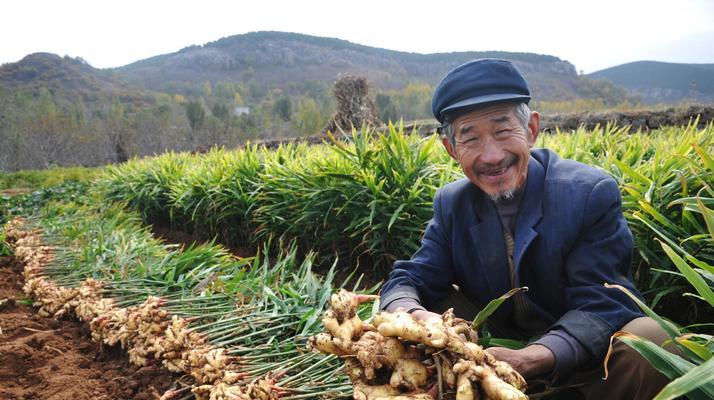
[527,111,540,146]
[441,136,458,160]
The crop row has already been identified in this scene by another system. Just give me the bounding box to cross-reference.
[98,122,713,324]
[4,202,377,399]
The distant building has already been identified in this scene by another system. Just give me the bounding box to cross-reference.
[234,106,250,116]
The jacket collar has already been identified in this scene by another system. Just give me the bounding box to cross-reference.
[468,155,544,300]
[514,155,544,269]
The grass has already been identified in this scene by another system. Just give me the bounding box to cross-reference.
[0,166,100,190]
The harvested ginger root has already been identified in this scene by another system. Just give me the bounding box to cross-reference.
[373,311,448,348]
[308,290,528,400]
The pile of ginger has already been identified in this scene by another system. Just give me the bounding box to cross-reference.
[308,290,527,400]
[4,217,279,400]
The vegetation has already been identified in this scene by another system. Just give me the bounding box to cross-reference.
[1,33,648,171]
[100,125,458,270]
[0,165,99,189]
[540,123,713,323]
[602,191,714,399]
[97,123,714,327]
[5,202,374,398]
[0,181,90,225]
[2,115,712,398]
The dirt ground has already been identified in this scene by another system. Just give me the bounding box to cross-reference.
[0,256,180,400]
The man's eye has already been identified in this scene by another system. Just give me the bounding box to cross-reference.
[495,130,511,138]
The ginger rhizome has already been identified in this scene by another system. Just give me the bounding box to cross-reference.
[308,289,528,400]
[4,218,282,400]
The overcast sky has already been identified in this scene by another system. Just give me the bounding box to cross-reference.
[2,0,713,73]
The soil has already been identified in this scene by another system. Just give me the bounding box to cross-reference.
[0,189,32,197]
[0,256,181,400]
[151,222,387,291]
[151,222,255,259]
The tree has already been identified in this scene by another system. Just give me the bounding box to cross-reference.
[273,96,292,122]
[107,101,132,163]
[400,83,432,120]
[376,93,399,123]
[233,92,244,106]
[185,101,206,130]
[211,103,230,121]
[294,97,324,135]
[201,81,212,97]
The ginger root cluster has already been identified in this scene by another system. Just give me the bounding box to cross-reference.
[308,290,527,400]
[4,218,281,400]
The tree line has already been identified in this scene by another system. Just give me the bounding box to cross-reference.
[0,78,446,171]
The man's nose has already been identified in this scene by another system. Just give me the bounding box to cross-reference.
[479,137,505,164]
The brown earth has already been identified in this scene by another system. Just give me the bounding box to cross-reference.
[0,256,181,400]
[0,189,32,197]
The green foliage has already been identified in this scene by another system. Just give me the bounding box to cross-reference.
[210,103,230,121]
[0,166,100,189]
[0,181,91,225]
[99,125,460,272]
[99,152,191,222]
[376,83,434,123]
[273,96,292,122]
[539,123,714,323]
[607,272,714,399]
[376,93,398,123]
[185,100,206,130]
[294,96,326,135]
[12,201,363,398]
[0,231,9,256]
[98,123,714,328]
[167,146,263,243]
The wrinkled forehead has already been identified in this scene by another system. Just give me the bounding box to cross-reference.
[452,104,519,135]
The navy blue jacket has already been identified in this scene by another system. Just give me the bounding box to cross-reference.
[381,148,643,359]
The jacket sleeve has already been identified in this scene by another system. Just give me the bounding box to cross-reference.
[380,188,455,310]
[551,177,643,359]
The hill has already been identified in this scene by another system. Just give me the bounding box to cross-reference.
[588,61,714,104]
[0,53,152,104]
[116,31,627,103]
[0,54,182,171]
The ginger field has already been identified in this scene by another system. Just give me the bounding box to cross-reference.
[1,122,713,399]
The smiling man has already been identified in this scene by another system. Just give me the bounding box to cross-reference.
[380,59,671,399]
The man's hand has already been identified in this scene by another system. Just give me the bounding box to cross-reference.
[485,344,555,379]
[409,309,441,321]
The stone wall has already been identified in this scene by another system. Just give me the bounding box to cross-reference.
[249,105,714,150]
[540,105,714,132]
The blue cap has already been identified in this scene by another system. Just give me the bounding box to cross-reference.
[431,59,531,123]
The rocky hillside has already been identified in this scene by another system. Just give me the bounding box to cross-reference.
[116,31,627,102]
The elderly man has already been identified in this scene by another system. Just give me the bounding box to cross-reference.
[380,59,670,399]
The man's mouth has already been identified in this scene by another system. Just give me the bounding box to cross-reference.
[478,156,518,178]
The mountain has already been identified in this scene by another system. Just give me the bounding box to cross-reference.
[115,31,626,103]
[588,61,714,104]
[0,52,153,104]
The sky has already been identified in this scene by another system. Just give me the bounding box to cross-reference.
[2,0,713,74]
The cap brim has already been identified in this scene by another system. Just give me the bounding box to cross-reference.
[441,93,531,120]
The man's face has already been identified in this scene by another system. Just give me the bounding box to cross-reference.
[442,103,539,201]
